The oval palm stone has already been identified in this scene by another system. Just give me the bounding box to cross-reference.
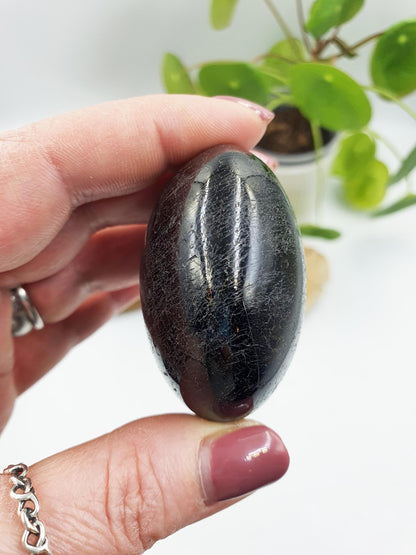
[140,145,305,421]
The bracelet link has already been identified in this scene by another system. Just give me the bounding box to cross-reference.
[3,463,52,555]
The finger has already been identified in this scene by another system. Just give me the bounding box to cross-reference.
[0,95,273,271]
[24,225,145,323]
[0,173,171,288]
[3,145,278,288]
[0,416,289,553]
[0,289,15,433]
[251,149,278,171]
[13,285,140,393]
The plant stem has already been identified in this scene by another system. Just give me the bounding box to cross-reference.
[321,31,384,61]
[295,0,312,55]
[332,37,357,58]
[313,27,340,58]
[366,128,402,161]
[367,128,413,193]
[364,85,416,121]
[349,31,384,52]
[266,96,291,111]
[263,0,301,60]
[310,122,325,222]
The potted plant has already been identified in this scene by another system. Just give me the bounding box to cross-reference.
[161,0,416,240]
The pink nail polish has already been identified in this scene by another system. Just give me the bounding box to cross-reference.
[200,425,289,504]
[215,96,275,122]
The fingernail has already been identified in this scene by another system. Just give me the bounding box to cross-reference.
[199,425,289,504]
[251,149,278,171]
[215,96,275,122]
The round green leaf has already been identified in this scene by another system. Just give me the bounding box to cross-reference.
[210,0,239,30]
[162,53,195,94]
[305,0,364,39]
[344,159,388,210]
[290,63,371,131]
[371,20,416,97]
[331,133,376,178]
[260,39,306,85]
[198,63,269,105]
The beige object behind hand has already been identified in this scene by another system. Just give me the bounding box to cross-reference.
[304,247,329,309]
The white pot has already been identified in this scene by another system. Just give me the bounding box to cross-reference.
[260,137,337,224]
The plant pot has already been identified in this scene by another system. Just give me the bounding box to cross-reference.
[257,106,337,224]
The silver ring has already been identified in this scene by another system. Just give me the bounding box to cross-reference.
[11,286,44,337]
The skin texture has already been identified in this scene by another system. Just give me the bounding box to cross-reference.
[0,95,289,553]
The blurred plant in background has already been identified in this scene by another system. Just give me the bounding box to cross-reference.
[162,0,416,237]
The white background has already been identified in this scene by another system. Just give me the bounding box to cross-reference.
[1,1,416,554]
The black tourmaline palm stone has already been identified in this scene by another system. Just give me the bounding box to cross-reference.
[140,145,305,421]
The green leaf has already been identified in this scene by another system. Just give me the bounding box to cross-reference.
[344,159,388,210]
[210,0,239,30]
[372,193,416,217]
[388,144,416,186]
[290,64,371,131]
[257,66,288,88]
[300,224,341,240]
[162,53,195,94]
[305,0,364,39]
[331,133,375,178]
[198,62,269,105]
[371,20,416,97]
[260,39,306,85]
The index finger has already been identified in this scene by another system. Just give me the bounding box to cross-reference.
[0,95,273,272]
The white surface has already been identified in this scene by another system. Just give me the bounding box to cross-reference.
[1,1,416,554]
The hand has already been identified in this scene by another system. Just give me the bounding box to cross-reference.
[0,95,288,553]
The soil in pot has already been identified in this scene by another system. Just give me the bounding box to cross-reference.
[257,105,335,154]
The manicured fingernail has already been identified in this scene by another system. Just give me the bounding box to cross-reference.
[215,96,275,122]
[251,149,278,171]
[199,425,289,504]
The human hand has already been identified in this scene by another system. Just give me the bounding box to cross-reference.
[0,95,289,553]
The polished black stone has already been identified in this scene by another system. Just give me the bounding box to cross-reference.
[140,145,305,421]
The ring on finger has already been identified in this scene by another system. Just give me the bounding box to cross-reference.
[11,286,45,337]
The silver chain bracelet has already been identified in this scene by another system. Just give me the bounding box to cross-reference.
[3,464,51,554]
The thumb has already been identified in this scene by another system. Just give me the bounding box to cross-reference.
[0,414,289,554]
